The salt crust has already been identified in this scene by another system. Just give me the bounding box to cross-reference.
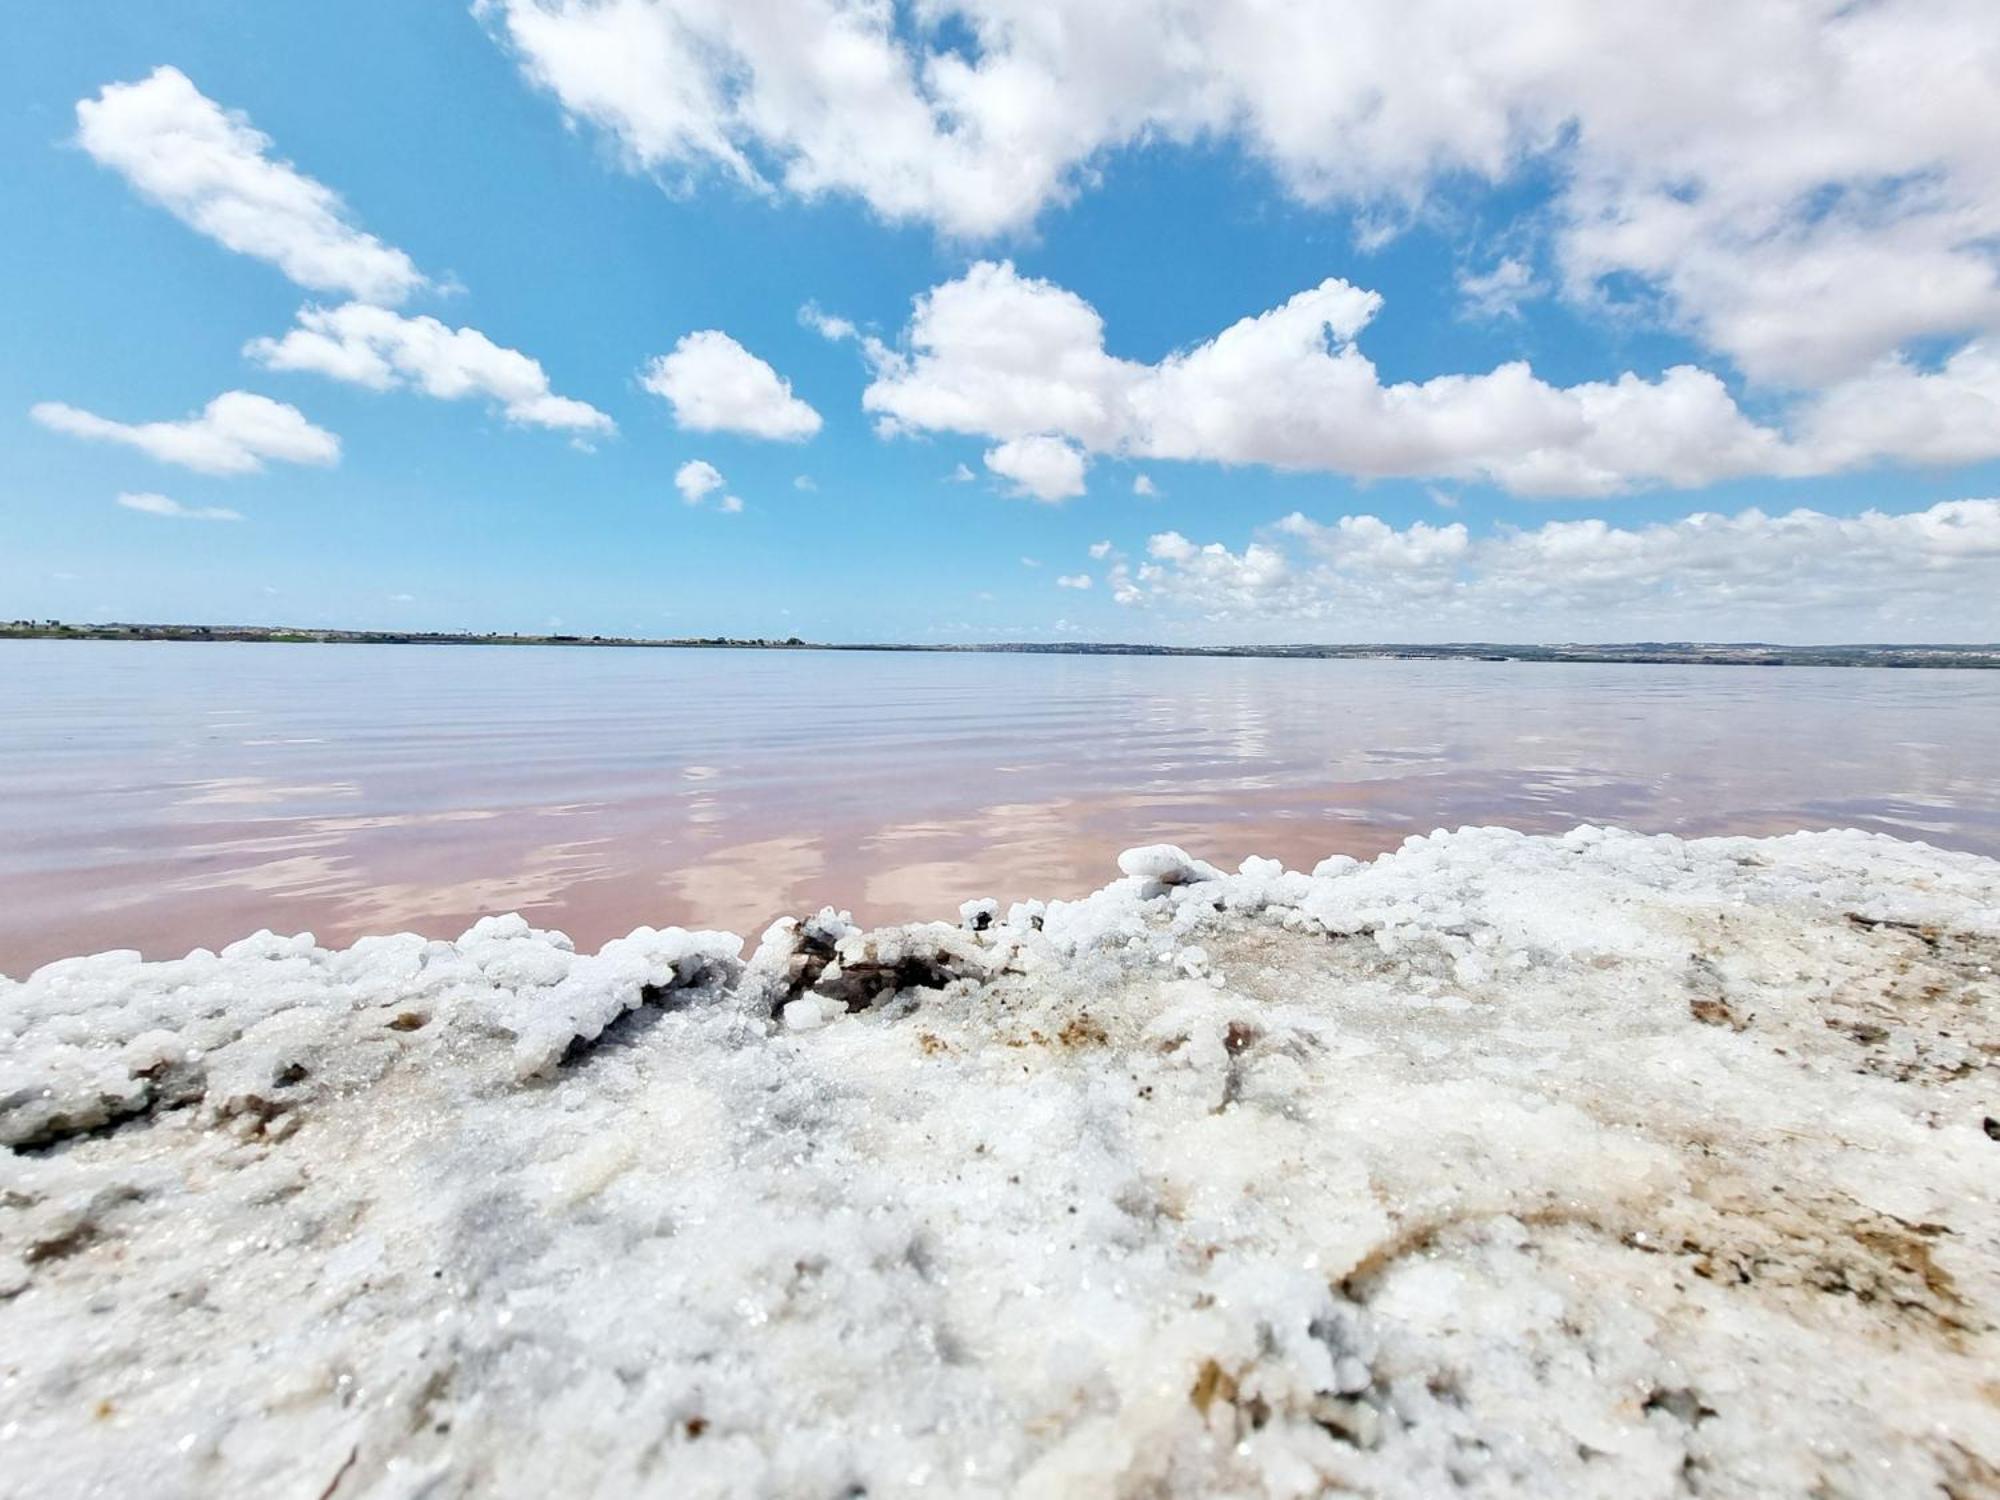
[2,825,1997,1497]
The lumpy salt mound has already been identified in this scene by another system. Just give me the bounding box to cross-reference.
[2,825,1997,1498]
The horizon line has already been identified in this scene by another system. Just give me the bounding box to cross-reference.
[6,619,2000,659]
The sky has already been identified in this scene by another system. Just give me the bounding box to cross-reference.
[4,1,2000,645]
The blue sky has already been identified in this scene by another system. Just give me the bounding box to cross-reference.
[5,1,2000,643]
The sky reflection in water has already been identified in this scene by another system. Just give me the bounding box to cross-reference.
[3,641,1996,973]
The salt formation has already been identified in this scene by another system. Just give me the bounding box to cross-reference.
[2,826,1997,1498]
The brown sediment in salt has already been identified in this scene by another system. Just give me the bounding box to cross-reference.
[2,825,1997,1497]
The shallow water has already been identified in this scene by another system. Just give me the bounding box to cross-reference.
[3,639,1996,973]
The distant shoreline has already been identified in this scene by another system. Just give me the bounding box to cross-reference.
[5,620,1998,669]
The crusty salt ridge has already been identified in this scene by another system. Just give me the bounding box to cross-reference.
[2,827,1997,1499]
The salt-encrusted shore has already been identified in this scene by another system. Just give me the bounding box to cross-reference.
[2,826,1997,1498]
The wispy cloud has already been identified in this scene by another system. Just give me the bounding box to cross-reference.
[116,491,243,521]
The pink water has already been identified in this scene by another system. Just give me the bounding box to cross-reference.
[3,640,1996,975]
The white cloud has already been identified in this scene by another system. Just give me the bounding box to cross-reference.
[862,260,2000,497]
[982,433,1087,502]
[1792,340,2000,471]
[1056,572,1092,590]
[640,331,821,440]
[1131,473,1157,497]
[799,302,856,341]
[1457,257,1539,321]
[865,261,1801,497]
[1088,540,1113,559]
[1019,556,1041,568]
[76,67,424,304]
[671,461,746,513]
[115,491,243,521]
[483,0,2000,387]
[674,458,724,504]
[31,391,340,475]
[484,0,1067,238]
[247,303,613,433]
[793,474,816,491]
[1118,531,1293,615]
[1107,499,2000,641]
[946,462,975,483]
[1274,512,1474,571]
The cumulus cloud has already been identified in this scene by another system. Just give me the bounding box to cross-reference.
[983,433,1088,501]
[1274,512,1473,571]
[674,458,723,504]
[1088,540,1113,559]
[77,67,424,304]
[864,262,1797,497]
[1132,473,1158,497]
[1106,499,2000,641]
[672,459,745,513]
[946,462,975,483]
[1123,530,1293,615]
[862,261,2000,497]
[31,391,340,475]
[1055,572,1092,590]
[1791,340,2000,471]
[482,0,2000,386]
[115,491,243,521]
[247,303,613,434]
[641,331,821,440]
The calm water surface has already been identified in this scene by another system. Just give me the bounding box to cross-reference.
[3,640,1997,973]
